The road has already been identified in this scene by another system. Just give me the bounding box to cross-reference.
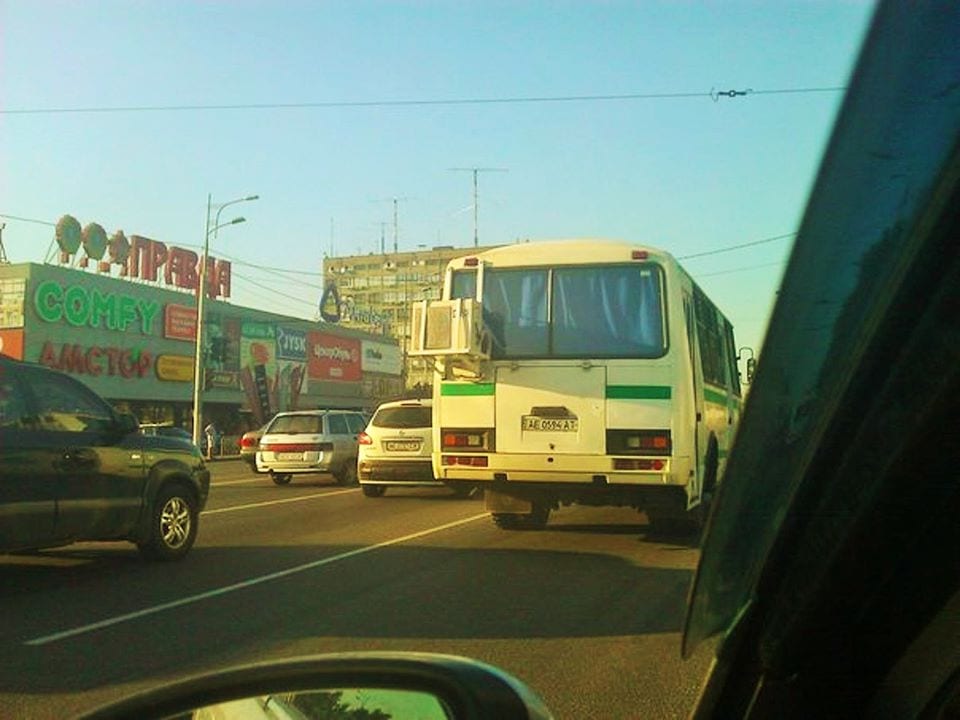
[0,460,715,719]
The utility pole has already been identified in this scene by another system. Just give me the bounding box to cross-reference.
[0,224,8,264]
[449,167,507,247]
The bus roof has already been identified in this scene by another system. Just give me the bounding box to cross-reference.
[444,239,681,270]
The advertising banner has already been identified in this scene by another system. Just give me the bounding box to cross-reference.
[164,304,197,341]
[360,340,402,375]
[276,326,307,361]
[236,323,307,416]
[155,354,194,382]
[307,332,361,382]
[0,328,25,360]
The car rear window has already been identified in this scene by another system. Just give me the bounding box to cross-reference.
[269,415,324,434]
[372,406,431,429]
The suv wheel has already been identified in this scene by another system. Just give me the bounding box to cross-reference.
[138,485,198,561]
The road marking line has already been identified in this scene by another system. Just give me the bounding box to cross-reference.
[24,512,489,647]
[202,489,358,515]
[211,478,265,487]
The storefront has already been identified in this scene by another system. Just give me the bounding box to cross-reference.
[0,261,403,436]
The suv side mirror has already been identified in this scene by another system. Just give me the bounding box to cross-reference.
[115,412,139,435]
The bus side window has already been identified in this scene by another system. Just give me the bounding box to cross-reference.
[694,286,726,388]
[724,320,741,395]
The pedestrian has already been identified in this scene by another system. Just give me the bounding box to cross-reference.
[203,420,218,460]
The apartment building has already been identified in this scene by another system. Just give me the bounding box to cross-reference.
[323,244,503,389]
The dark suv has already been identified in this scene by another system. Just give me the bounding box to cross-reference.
[0,355,211,560]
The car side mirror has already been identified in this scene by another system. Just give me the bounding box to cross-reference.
[115,412,139,435]
[77,653,554,720]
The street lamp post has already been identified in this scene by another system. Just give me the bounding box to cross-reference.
[191,193,258,448]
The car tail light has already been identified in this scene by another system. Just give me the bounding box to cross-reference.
[240,436,257,448]
[357,432,372,445]
[613,458,666,471]
[260,442,334,453]
[442,455,489,467]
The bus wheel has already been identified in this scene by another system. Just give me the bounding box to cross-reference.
[492,503,550,530]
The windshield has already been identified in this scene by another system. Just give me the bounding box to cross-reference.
[0,2,875,719]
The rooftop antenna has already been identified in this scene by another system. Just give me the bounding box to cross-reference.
[448,167,508,247]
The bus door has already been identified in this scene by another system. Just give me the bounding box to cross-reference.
[683,292,704,502]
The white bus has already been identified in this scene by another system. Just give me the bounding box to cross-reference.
[409,239,744,531]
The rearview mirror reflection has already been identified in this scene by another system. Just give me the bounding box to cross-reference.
[190,688,450,719]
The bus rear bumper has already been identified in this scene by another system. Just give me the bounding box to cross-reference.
[437,453,691,487]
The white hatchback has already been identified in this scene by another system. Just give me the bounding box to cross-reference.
[358,399,466,498]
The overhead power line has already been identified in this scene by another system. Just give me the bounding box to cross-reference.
[677,232,796,260]
[0,86,846,116]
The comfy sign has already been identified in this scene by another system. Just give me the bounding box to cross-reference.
[34,281,159,335]
[307,332,360,381]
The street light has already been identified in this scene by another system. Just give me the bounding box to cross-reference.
[191,193,258,448]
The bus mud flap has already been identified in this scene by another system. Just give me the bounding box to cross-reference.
[484,489,533,514]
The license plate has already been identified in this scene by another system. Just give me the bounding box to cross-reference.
[385,440,421,452]
[522,416,579,432]
[277,452,304,460]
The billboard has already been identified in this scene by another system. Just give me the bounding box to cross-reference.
[307,332,361,381]
[361,340,402,375]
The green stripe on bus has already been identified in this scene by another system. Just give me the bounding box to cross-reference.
[440,383,495,396]
[703,387,730,405]
[606,385,672,400]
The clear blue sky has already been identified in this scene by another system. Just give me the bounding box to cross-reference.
[0,0,874,353]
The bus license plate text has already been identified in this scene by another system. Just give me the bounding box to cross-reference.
[522,417,578,432]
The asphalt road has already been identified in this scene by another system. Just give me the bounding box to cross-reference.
[0,459,716,719]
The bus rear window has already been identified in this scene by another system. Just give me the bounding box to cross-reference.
[552,265,665,358]
[475,264,665,359]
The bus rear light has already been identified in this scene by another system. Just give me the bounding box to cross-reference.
[631,250,649,260]
[441,429,494,451]
[442,455,489,467]
[464,257,479,267]
[607,430,671,455]
[614,458,665,471]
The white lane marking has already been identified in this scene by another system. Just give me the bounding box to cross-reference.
[25,512,489,646]
[211,478,265,487]
[202,489,358,515]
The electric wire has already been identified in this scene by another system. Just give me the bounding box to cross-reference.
[0,86,846,116]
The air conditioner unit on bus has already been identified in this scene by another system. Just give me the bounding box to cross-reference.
[409,298,491,360]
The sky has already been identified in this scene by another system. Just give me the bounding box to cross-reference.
[0,0,875,353]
